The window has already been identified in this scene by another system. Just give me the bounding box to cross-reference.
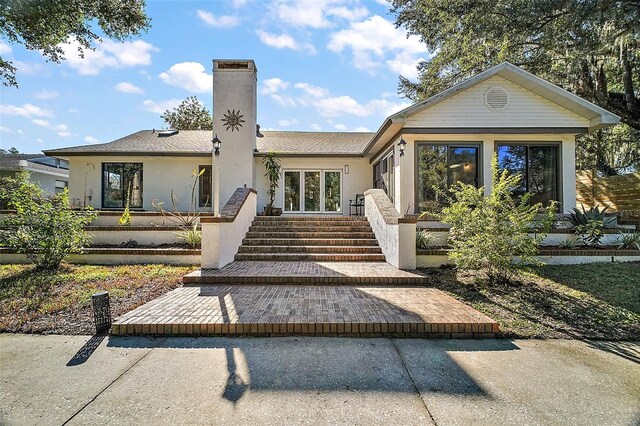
[373,151,395,202]
[102,163,143,208]
[497,143,559,206]
[198,165,212,207]
[283,170,341,213]
[416,143,479,213]
[54,180,67,194]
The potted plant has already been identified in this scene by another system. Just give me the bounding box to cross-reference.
[262,151,282,216]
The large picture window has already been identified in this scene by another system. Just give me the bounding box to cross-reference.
[102,163,143,208]
[497,143,559,206]
[198,165,212,207]
[416,143,479,212]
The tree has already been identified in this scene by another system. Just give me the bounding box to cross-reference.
[0,0,150,87]
[391,0,640,129]
[161,96,213,130]
[576,123,640,175]
[0,147,19,154]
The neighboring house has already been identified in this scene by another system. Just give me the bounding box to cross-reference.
[0,154,69,195]
[43,60,619,215]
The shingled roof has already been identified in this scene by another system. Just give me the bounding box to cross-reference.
[0,154,68,174]
[43,130,374,157]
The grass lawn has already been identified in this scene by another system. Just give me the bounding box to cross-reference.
[0,264,193,334]
[426,262,640,340]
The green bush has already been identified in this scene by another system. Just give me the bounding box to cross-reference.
[0,173,97,270]
[575,220,605,247]
[437,154,556,283]
[617,232,640,250]
[416,230,435,249]
[174,224,202,248]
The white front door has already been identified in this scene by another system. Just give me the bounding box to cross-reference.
[283,170,342,213]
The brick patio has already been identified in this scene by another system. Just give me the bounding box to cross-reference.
[111,285,499,338]
[183,261,431,285]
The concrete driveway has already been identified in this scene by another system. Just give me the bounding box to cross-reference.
[0,334,638,425]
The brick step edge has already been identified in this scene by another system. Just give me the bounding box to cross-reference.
[234,254,387,261]
[245,232,376,238]
[254,217,369,222]
[111,322,498,337]
[237,246,383,254]
[182,276,430,285]
[252,221,371,226]
[248,227,374,232]
[242,239,379,246]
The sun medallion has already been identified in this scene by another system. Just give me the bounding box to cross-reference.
[221,109,245,132]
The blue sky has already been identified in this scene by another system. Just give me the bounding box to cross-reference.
[0,0,430,154]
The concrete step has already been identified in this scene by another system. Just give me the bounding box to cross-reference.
[245,231,376,239]
[237,245,383,254]
[234,253,387,262]
[248,226,373,233]
[242,238,379,246]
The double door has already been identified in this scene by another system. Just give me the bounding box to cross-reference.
[283,170,342,213]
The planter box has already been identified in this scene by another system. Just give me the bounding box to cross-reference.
[0,248,200,266]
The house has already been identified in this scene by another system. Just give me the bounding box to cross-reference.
[0,154,69,195]
[44,60,619,218]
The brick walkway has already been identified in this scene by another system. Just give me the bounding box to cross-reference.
[184,261,431,285]
[112,285,499,338]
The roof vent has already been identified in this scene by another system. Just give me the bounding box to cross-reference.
[158,129,179,137]
[484,86,509,111]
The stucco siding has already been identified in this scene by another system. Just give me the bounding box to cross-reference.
[404,76,590,129]
[68,156,212,211]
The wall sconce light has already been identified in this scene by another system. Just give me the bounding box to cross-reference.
[212,134,222,156]
[398,137,407,156]
[344,165,349,174]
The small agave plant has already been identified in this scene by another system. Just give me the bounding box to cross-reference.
[569,204,616,228]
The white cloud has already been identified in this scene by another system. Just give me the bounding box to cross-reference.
[270,94,297,107]
[327,15,427,75]
[256,30,316,54]
[34,90,59,100]
[59,39,158,75]
[17,129,23,135]
[0,126,11,133]
[115,81,144,94]
[261,77,289,95]
[196,10,241,28]
[278,118,298,127]
[0,41,11,55]
[274,0,369,28]
[31,119,71,137]
[294,82,329,98]
[313,95,409,118]
[0,103,52,118]
[310,123,322,131]
[84,136,100,144]
[354,126,370,132]
[158,62,212,94]
[13,61,44,75]
[142,98,182,114]
[334,123,348,130]
[386,51,425,81]
[233,0,247,7]
[68,108,79,113]
[36,138,43,144]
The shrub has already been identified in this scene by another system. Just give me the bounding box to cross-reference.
[416,230,435,249]
[0,173,97,269]
[153,169,207,226]
[119,205,131,226]
[558,238,576,249]
[575,219,605,247]
[174,224,202,248]
[569,205,615,228]
[437,154,556,283]
[617,232,640,250]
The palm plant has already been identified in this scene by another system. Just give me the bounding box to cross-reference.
[262,151,282,215]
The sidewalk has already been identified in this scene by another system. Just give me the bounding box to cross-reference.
[1,334,638,425]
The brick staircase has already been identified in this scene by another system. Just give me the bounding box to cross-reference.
[235,216,385,262]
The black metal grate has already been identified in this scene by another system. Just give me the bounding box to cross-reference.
[92,291,112,334]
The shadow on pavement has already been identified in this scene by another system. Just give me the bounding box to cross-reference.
[588,340,640,364]
[66,335,107,366]
[106,336,520,403]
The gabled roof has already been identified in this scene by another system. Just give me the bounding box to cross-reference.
[363,62,621,156]
[43,130,374,157]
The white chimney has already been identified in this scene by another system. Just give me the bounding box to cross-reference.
[212,59,257,206]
